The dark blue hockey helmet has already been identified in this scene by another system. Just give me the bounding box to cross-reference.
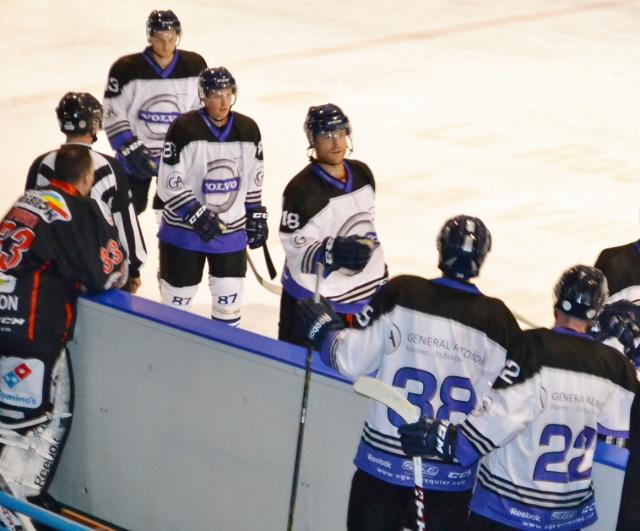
[595,299,640,358]
[56,92,103,136]
[554,265,608,320]
[304,104,351,147]
[437,215,491,280]
[198,67,237,102]
[146,10,182,41]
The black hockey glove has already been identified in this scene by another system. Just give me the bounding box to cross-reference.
[297,296,344,350]
[597,300,640,359]
[185,203,225,242]
[399,417,458,462]
[323,235,374,273]
[246,206,269,249]
[119,138,157,181]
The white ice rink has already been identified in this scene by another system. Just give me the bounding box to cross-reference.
[2,0,640,337]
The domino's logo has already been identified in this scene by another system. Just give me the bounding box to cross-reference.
[3,362,32,388]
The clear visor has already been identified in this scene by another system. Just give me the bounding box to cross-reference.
[149,29,179,44]
[204,89,237,104]
[316,129,348,141]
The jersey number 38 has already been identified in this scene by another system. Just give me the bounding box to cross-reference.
[387,367,476,428]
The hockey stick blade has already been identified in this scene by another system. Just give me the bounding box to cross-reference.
[353,377,420,423]
[247,254,282,295]
[262,244,277,279]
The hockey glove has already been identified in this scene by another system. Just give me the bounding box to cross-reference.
[119,138,157,181]
[297,296,344,351]
[246,206,269,249]
[399,417,458,462]
[597,301,640,359]
[185,203,225,242]
[323,235,374,273]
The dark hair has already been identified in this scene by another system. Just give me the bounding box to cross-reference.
[54,144,93,184]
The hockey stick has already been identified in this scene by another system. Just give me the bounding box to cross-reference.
[513,311,539,329]
[262,244,277,280]
[286,264,323,531]
[247,254,282,296]
[353,377,426,531]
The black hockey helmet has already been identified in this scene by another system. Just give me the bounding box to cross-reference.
[146,10,182,41]
[304,104,351,148]
[595,299,640,358]
[56,92,103,138]
[437,215,491,280]
[198,67,237,102]
[553,265,608,320]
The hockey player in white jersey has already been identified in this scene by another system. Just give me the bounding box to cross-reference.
[299,215,521,531]
[156,67,267,326]
[26,92,146,293]
[103,9,206,213]
[279,104,388,346]
[398,265,638,530]
[593,301,640,531]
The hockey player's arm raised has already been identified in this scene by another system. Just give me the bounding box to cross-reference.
[298,280,399,379]
[399,335,543,466]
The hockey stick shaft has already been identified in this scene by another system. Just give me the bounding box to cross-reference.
[286,264,323,531]
[353,377,426,530]
[262,243,277,280]
[247,254,282,296]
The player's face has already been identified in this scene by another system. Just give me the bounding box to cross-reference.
[149,30,178,59]
[204,89,236,123]
[314,130,348,166]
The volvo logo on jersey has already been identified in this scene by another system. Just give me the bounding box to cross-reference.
[203,159,241,213]
[0,357,45,409]
[138,94,182,141]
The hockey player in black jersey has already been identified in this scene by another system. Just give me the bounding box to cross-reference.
[594,239,640,303]
[26,91,146,293]
[279,104,388,346]
[104,9,207,213]
[0,145,127,526]
[156,67,267,326]
[398,265,638,531]
[299,215,521,531]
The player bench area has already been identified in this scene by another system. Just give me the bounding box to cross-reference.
[40,290,627,530]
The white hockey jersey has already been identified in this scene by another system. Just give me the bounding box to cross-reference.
[324,275,520,490]
[456,327,638,530]
[157,109,264,254]
[279,160,387,314]
[103,48,206,163]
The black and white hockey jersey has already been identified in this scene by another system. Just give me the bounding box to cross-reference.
[25,144,146,278]
[595,241,640,303]
[0,181,126,360]
[455,327,638,530]
[279,160,387,314]
[103,48,206,164]
[323,275,520,490]
[157,109,264,253]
